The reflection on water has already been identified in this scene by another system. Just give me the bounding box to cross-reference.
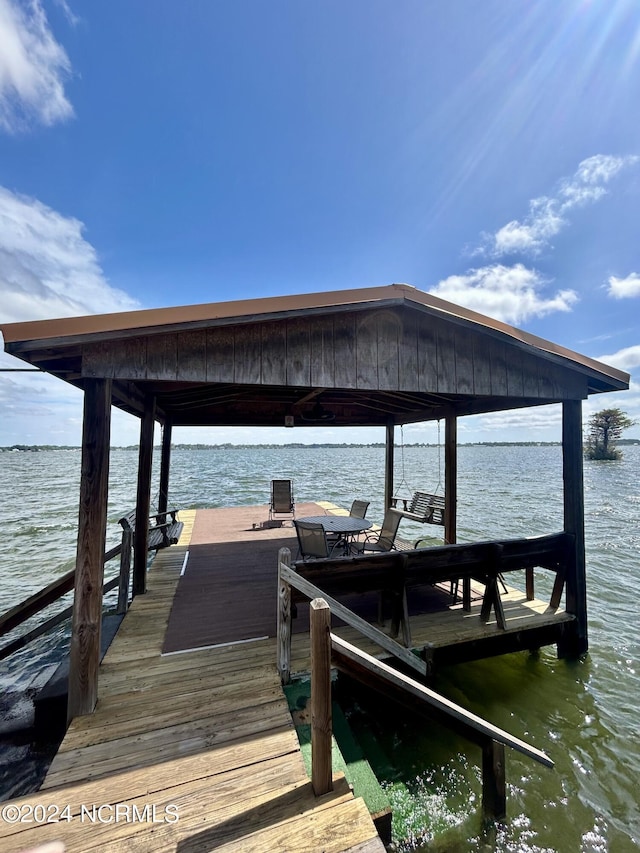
[0,445,638,850]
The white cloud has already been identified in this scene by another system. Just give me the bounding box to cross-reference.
[0,0,73,131]
[597,344,640,373]
[0,186,140,323]
[0,186,141,446]
[429,263,578,324]
[473,405,562,434]
[607,272,640,299]
[479,154,639,258]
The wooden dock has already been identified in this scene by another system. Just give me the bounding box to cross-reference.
[0,503,571,852]
[0,509,384,853]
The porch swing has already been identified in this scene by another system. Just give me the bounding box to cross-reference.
[390,423,445,526]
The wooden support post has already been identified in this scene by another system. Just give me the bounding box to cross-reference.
[133,399,156,597]
[482,739,506,822]
[525,566,535,601]
[444,414,457,545]
[277,547,292,685]
[158,421,172,518]
[310,597,333,796]
[446,415,466,606]
[116,527,132,614]
[67,379,111,722]
[385,420,395,510]
[559,400,588,657]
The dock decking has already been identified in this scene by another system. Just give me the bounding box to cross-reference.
[1,509,384,853]
[1,504,572,852]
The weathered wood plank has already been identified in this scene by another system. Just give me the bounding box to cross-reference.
[176,329,207,381]
[397,307,418,390]
[334,313,357,388]
[489,338,509,396]
[206,326,235,382]
[82,340,115,378]
[376,311,400,390]
[146,333,177,380]
[113,337,147,380]
[455,327,474,395]
[261,320,287,385]
[356,312,378,389]
[286,317,311,386]
[310,316,335,386]
[6,750,304,836]
[436,324,456,393]
[417,315,438,393]
[473,331,492,395]
[5,756,316,850]
[505,345,525,397]
[234,324,262,384]
[61,686,287,751]
[521,350,540,397]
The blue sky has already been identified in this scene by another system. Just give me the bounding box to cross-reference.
[0,0,639,446]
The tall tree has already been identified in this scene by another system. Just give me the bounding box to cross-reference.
[585,408,634,460]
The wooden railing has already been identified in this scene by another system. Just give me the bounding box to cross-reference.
[0,507,183,661]
[0,544,122,662]
[291,531,572,636]
[277,546,554,821]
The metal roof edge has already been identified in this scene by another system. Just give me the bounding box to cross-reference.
[0,285,408,345]
[1,282,630,390]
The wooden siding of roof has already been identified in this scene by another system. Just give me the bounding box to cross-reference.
[81,306,589,401]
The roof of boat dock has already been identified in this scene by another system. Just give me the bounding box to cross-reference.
[1,283,629,427]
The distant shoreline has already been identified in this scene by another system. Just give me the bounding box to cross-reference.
[3,440,638,452]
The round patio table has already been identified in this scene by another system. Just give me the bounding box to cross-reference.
[296,515,372,535]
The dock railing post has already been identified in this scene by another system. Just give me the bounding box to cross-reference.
[277,547,292,685]
[310,597,333,796]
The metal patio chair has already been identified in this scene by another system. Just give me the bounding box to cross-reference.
[353,508,402,553]
[349,499,370,518]
[269,479,295,521]
[294,520,347,560]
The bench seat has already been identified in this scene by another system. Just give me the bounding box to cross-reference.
[118,508,184,551]
[391,491,445,526]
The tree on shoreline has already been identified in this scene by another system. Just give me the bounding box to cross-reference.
[585,408,634,460]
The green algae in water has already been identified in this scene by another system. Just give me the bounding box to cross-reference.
[382,761,477,852]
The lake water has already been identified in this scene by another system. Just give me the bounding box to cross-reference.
[0,445,638,851]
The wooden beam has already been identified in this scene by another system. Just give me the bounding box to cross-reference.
[280,561,424,677]
[331,633,553,767]
[67,378,112,722]
[158,420,172,517]
[133,398,156,597]
[310,598,333,796]
[385,420,394,509]
[559,399,588,656]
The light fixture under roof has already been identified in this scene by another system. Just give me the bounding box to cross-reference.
[300,401,335,423]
